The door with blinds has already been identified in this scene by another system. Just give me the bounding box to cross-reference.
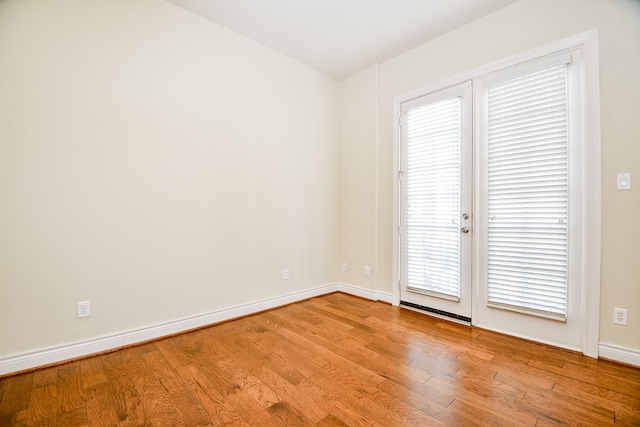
[399,83,473,321]
[397,47,588,350]
[474,51,585,350]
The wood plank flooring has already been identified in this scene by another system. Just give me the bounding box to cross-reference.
[1,292,639,426]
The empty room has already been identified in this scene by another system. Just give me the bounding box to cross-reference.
[1,0,639,425]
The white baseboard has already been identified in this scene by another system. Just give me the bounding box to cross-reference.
[336,282,393,304]
[6,283,635,376]
[0,282,388,376]
[599,342,640,367]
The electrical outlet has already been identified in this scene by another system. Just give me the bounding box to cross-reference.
[613,307,628,326]
[77,301,90,318]
[341,262,347,272]
[283,269,290,280]
[364,265,371,276]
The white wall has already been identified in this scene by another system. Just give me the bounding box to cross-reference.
[0,0,339,360]
[338,66,378,290]
[341,0,640,353]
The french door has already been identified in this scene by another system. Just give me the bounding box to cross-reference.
[399,82,473,322]
[396,41,596,353]
[473,52,585,350]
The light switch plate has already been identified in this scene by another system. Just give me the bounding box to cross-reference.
[617,173,631,190]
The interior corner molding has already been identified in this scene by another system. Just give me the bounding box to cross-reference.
[0,282,387,376]
[598,342,640,368]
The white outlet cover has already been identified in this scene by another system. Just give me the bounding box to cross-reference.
[613,307,628,325]
[77,301,90,318]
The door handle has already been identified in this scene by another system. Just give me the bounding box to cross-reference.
[460,226,470,234]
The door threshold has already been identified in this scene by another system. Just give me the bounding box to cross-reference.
[400,301,471,326]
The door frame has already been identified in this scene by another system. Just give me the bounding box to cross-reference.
[391,29,601,358]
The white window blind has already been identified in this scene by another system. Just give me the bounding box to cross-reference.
[486,62,569,321]
[405,96,462,300]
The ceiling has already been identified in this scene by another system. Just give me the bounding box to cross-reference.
[165,0,519,80]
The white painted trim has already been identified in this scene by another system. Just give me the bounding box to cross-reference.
[336,282,393,304]
[376,291,393,304]
[599,343,640,367]
[0,282,389,376]
[580,29,601,359]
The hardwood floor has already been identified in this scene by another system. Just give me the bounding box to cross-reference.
[1,293,639,426]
